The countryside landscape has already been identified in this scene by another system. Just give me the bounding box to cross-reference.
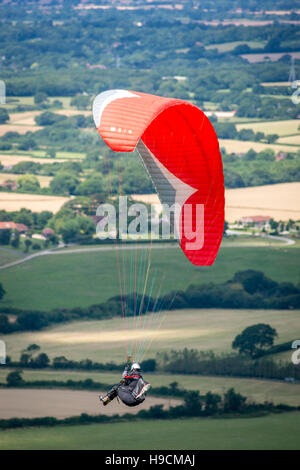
[0,0,300,452]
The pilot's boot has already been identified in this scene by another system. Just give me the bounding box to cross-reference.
[99,395,111,406]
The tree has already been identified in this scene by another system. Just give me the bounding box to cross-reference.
[59,219,79,243]
[15,209,34,227]
[214,122,237,139]
[223,388,247,413]
[0,314,11,333]
[223,220,228,237]
[232,323,278,358]
[46,148,56,158]
[59,216,94,243]
[238,128,255,141]
[53,356,70,369]
[269,218,279,231]
[50,172,79,195]
[183,390,202,416]
[31,353,50,368]
[244,149,257,161]
[74,176,104,196]
[20,352,31,366]
[16,174,40,192]
[6,370,24,387]
[0,283,5,300]
[0,229,11,245]
[26,344,40,352]
[266,134,278,144]
[11,230,20,248]
[18,136,37,151]
[34,92,48,105]
[24,238,32,253]
[17,313,48,331]
[35,112,65,126]
[0,107,9,124]
[204,391,221,415]
[35,211,53,229]
[70,95,90,110]
[232,270,277,295]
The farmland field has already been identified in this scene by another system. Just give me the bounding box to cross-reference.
[3,307,298,362]
[277,135,300,145]
[218,138,300,154]
[0,243,299,311]
[261,82,291,87]
[205,41,265,52]
[225,182,300,222]
[235,120,300,136]
[240,51,300,63]
[0,153,68,166]
[31,150,85,159]
[0,388,180,419]
[0,412,299,450]
[133,182,300,222]
[0,369,299,406]
[0,191,70,213]
[0,124,43,137]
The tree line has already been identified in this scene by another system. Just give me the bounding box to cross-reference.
[1,269,299,334]
[0,370,297,430]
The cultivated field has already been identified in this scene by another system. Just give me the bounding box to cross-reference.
[0,191,70,213]
[225,182,300,222]
[0,124,43,137]
[241,52,300,63]
[0,388,180,419]
[277,135,300,145]
[261,82,291,87]
[8,111,43,126]
[3,308,298,363]
[218,138,299,154]
[0,369,299,407]
[235,120,300,136]
[55,109,91,117]
[0,153,68,166]
[134,182,300,222]
[0,413,299,450]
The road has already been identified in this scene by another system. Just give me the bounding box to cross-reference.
[0,234,295,271]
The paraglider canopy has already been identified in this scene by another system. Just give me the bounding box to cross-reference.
[93,89,224,266]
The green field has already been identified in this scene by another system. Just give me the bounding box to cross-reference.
[3,307,298,363]
[206,41,265,52]
[0,245,299,311]
[0,248,25,266]
[6,96,73,109]
[1,368,299,406]
[31,150,85,159]
[0,412,299,450]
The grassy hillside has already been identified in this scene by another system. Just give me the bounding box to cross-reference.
[0,413,299,450]
[0,245,299,311]
[3,308,298,363]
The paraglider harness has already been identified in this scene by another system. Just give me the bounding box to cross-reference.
[101,359,150,407]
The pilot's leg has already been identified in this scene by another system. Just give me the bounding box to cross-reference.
[99,384,119,406]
